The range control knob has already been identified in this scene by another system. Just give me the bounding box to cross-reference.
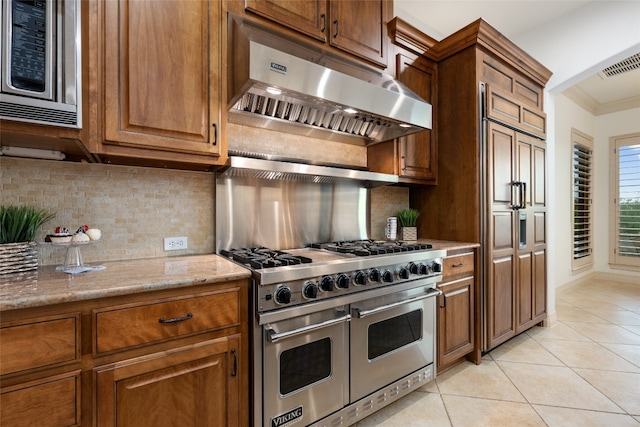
[418,263,429,275]
[408,262,418,274]
[274,286,292,304]
[353,270,367,286]
[319,275,334,292]
[336,273,350,289]
[369,268,381,283]
[381,269,394,283]
[302,281,318,299]
[397,266,410,280]
[430,261,443,273]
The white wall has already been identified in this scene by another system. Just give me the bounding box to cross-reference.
[552,94,597,288]
[514,1,640,93]
[594,108,640,273]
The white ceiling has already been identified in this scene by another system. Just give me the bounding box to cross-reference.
[394,0,640,115]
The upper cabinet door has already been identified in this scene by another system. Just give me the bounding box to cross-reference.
[103,0,221,157]
[245,0,328,41]
[396,54,437,182]
[329,0,389,67]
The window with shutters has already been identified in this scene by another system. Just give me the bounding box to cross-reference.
[610,133,640,270]
[571,129,593,271]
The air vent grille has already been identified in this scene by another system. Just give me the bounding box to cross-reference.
[232,92,393,140]
[600,53,640,78]
[0,101,79,127]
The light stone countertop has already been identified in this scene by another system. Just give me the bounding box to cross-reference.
[0,241,478,312]
[0,255,251,312]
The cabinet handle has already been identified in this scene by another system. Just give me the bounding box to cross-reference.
[320,14,326,32]
[401,156,406,171]
[520,181,527,209]
[158,312,193,324]
[333,20,339,38]
[211,123,217,146]
[452,263,464,268]
[231,348,237,377]
[440,294,446,308]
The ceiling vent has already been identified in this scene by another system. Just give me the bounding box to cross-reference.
[598,53,640,79]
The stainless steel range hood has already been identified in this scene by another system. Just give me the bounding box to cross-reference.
[219,154,398,187]
[228,14,432,145]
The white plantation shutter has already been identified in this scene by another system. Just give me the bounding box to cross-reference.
[572,130,593,271]
[612,135,640,267]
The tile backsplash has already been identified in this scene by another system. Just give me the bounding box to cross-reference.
[1,157,215,266]
[1,125,408,266]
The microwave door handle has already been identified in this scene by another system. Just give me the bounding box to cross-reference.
[266,313,351,343]
[352,288,442,319]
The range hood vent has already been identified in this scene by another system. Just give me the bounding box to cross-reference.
[219,154,398,188]
[228,14,432,145]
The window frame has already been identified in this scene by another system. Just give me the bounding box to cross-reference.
[571,128,594,272]
[609,132,640,271]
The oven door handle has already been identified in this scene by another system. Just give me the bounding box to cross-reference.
[352,288,443,319]
[266,313,352,343]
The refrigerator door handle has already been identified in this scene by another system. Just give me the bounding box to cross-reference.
[511,181,521,210]
[520,182,527,209]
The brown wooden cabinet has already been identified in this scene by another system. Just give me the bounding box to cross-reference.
[0,314,81,427]
[410,20,551,352]
[0,279,248,427]
[86,0,227,170]
[485,113,547,349]
[437,251,476,372]
[368,19,438,184]
[244,0,390,68]
[94,336,240,426]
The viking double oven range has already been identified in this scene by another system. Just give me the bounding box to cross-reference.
[217,156,444,427]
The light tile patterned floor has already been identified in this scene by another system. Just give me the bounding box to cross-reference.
[357,277,640,426]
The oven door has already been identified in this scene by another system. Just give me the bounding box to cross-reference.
[350,284,440,402]
[262,306,350,427]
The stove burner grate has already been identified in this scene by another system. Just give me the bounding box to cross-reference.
[306,240,432,256]
[220,247,313,269]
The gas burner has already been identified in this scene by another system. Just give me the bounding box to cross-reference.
[220,247,313,269]
[306,240,432,256]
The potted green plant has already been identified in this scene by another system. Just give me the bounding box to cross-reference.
[0,205,55,274]
[396,208,420,241]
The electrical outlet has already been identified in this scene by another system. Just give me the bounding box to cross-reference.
[164,236,188,251]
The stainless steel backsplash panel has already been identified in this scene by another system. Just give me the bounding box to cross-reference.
[216,174,370,251]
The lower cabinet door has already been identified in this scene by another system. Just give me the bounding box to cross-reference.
[94,337,240,427]
[438,277,474,368]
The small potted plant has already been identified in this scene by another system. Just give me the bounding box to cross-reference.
[396,208,420,241]
[0,205,55,274]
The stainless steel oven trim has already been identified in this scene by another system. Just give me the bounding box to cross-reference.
[258,275,442,325]
[352,287,441,318]
[266,313,351,342]
[261,307,349,427]
[257,249,446,285]
[350,286,437,402]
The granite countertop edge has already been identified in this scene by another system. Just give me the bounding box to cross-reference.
[1,241,478,312]
[0,254,252,312]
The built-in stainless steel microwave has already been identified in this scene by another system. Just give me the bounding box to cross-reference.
[0,0,81,128]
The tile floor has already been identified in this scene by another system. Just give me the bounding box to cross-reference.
[357,277,640,426]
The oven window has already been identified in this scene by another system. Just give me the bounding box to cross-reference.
[280,337,332,395]
[368,309,422,360]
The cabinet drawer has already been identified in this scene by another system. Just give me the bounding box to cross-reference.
[443,253,474,279]
[0,370,81,427]
[0,314,80,376]
[94,289,240,354]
